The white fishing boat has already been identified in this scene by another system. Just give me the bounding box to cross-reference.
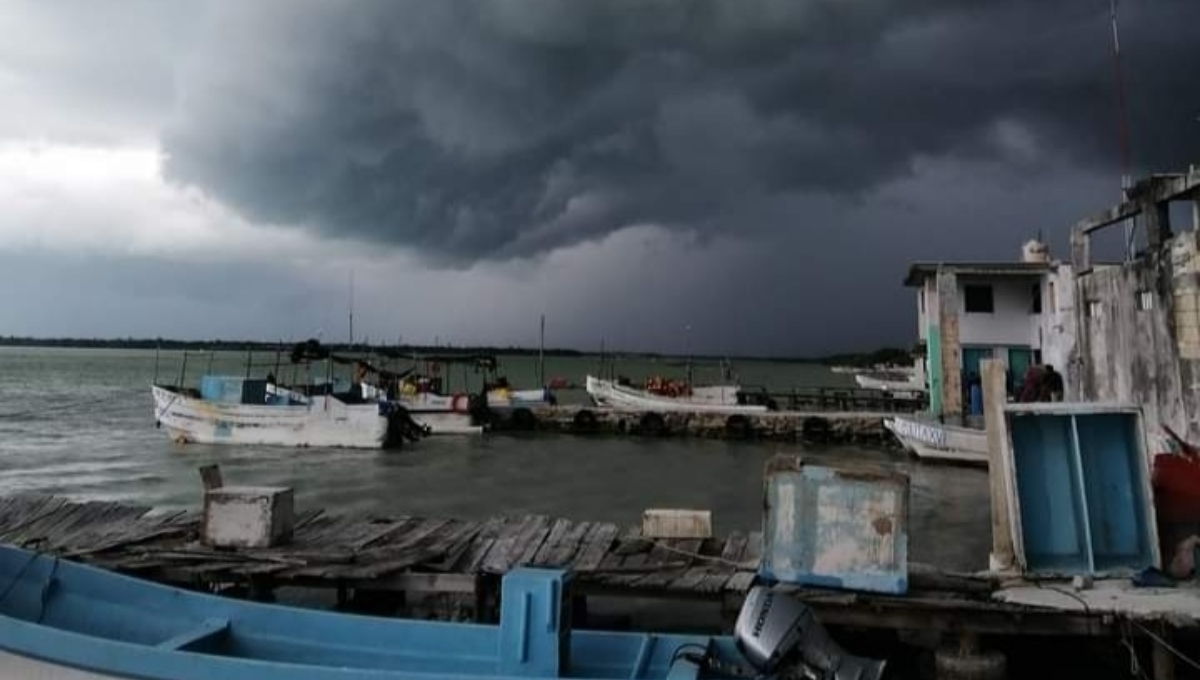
[360,383,484,435]
[486,386,553,410]
[151,378,417,449]
[883,415,988,466]
[585,376,767,414]
[854,359,927,395]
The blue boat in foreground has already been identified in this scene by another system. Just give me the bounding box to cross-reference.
[0,545,884,680]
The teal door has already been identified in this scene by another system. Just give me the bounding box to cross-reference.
[1008,348,1035,396]
[961,347,992,416]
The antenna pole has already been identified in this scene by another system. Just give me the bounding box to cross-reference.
[538,314,546,387]
[348,270,355,347]
[1109,0,1135,259]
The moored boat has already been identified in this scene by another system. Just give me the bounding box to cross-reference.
[152,378,418,449]
[585,376,767,414]
[884,415,988,466]
[0,543,884,680]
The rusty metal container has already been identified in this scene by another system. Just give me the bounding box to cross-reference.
[760,455,909,594]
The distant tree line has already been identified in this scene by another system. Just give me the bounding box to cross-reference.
[0,335,916,365]
[0,336,586,357]
[814,346,916,367]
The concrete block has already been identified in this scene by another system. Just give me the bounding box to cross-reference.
[641,509,712,539]
[203,485,294,548]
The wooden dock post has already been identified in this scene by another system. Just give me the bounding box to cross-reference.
[199,464,224,491]
[982,359,1016,573]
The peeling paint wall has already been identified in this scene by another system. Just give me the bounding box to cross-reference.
[1068,247,1190,439]
[1039,265,1078,398]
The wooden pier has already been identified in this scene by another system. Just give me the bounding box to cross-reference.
[495,405,895,445]
[3,494,1199,678]
[0,495,761,620]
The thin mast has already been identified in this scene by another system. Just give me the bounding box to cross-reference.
[348,269,355,347]
[1109,0,1135,259]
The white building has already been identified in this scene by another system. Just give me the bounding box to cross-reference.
[904,242,1066,419]
[904,166,1200,434]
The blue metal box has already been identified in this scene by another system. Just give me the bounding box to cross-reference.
[1004,405,1159,575]
[760,456,909,594]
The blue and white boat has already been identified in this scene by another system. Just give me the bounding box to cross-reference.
[0,544,883,680]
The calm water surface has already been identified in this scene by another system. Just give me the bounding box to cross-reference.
[0,347,989,571]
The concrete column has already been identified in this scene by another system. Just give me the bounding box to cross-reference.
[1071,229,1091,271]
[937,270,962,419]
[983,359,1015,572]
[1146,199,1173,252]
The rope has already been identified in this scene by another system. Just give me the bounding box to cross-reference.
[1131,619,1200,673]
[640,538,756,570]
[0,552,42,605]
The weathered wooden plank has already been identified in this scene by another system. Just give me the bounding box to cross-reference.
[350,517,416,551]
[668,567,713,592]
[0,495,45,529]
[723,572,757,594]
[509,516,553,569]
[572,523,618,571]
[598,553,650,587]
[743,532,764,566]
[67,501,145,544]
[630,539,702,589]
[480,518,530,574]
[6,497,69,543]
[355,518,452,561]
[425,521,486,572]
[30,500,93,545]
[481,515,550,574]
[531,519,574,566]
[451,516,507,573]
[292,508,325,531]
[696,571,734,594]
[0,496,20,520]
[538,521,592,568]
[719,532,748,564]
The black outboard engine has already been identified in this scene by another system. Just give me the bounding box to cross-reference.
[735,587,886,680]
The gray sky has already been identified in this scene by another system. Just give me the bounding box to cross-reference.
[2,0,1197,356]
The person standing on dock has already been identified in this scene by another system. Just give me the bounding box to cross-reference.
[967,373,983,416]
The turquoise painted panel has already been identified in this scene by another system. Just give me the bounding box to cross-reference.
[1010,414,1090,572]
[1008,410,1157,575]
[199,376,245,403]
[927,326,943,416]
[761,461,909,594]
[499,568,571,677]
[1076,414,1155,571]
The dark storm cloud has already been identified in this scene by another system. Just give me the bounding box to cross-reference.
[162,0,1200,263]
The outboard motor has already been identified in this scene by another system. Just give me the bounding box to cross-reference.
[735,587,886,680]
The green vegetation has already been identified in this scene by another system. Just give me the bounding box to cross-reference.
[0,336,585,357]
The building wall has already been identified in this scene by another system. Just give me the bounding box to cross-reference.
[1038,265,1077,394]
[1065,243,1190,439]
[957,277,1040,347]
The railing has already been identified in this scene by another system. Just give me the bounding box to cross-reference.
[739,386,927,413]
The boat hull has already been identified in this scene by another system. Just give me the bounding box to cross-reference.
[0,544,746,680]
[585,376,767,414]
[152,385,391,449]
[0,649,125,680]
[884,416,988,466]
